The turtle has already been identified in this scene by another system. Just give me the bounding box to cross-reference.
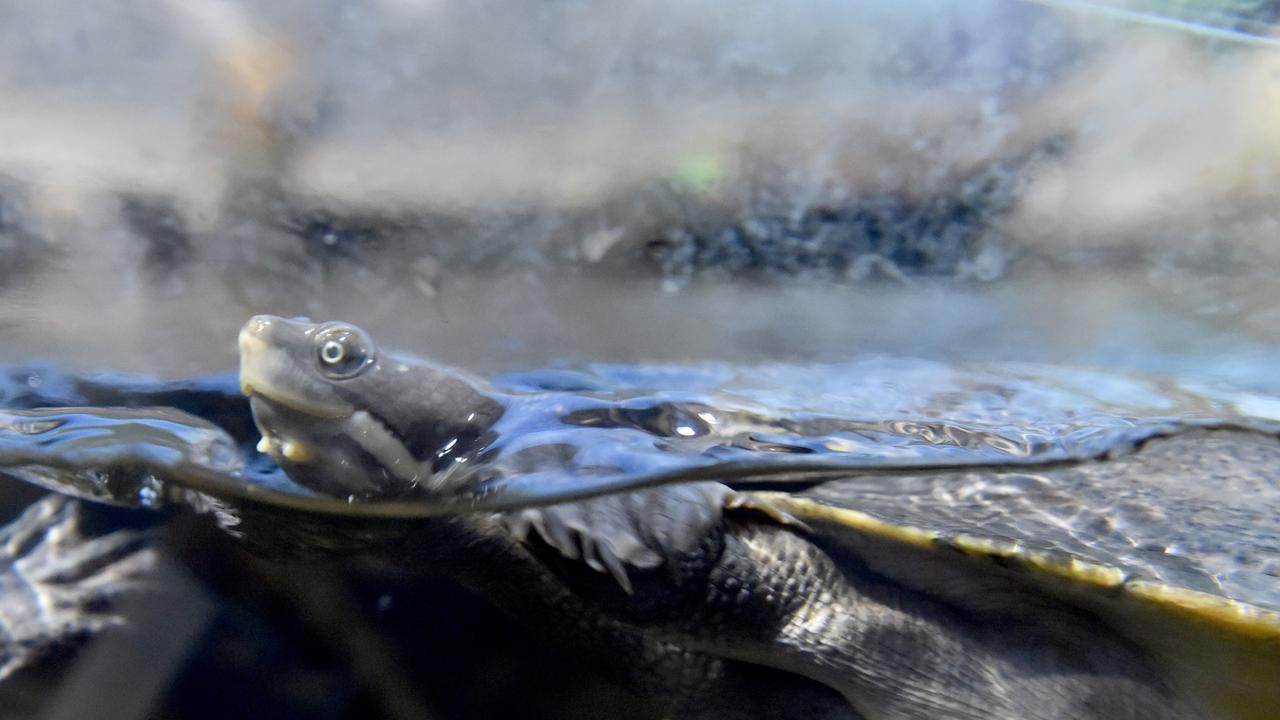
[1,315,1278,719]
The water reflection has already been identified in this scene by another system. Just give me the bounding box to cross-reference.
[2,355,1275,516]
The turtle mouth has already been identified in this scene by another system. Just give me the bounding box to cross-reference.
[247,394,330,465]
[238,325,354,419]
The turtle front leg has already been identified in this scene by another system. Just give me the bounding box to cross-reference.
[503,481,733,602]
[0,495,156,680]
[500,483,862,719]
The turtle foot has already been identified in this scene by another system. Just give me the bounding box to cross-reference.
[0,495,156,680]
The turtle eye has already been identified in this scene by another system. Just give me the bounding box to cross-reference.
[320,340,344,364]
[315,326,374,378]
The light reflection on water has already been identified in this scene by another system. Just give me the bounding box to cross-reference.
[2,350,1273,512]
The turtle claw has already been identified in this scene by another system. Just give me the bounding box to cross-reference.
[0,494,71,560]
[35,522,152,586]
[594,544,635,595]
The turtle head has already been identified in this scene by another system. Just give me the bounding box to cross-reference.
[238,315,503,499]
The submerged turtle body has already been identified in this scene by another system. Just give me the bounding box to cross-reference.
[1,316,1278,719]
[231,316,1280,720]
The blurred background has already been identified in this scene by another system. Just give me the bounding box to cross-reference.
[1,1,1280,718]
[0,0,1277,384]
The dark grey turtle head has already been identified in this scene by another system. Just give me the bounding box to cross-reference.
[238,315,503,499]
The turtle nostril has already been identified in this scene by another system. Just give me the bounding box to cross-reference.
[247,315,274,336]
[238,316,277,349]
[238,316,278,361]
